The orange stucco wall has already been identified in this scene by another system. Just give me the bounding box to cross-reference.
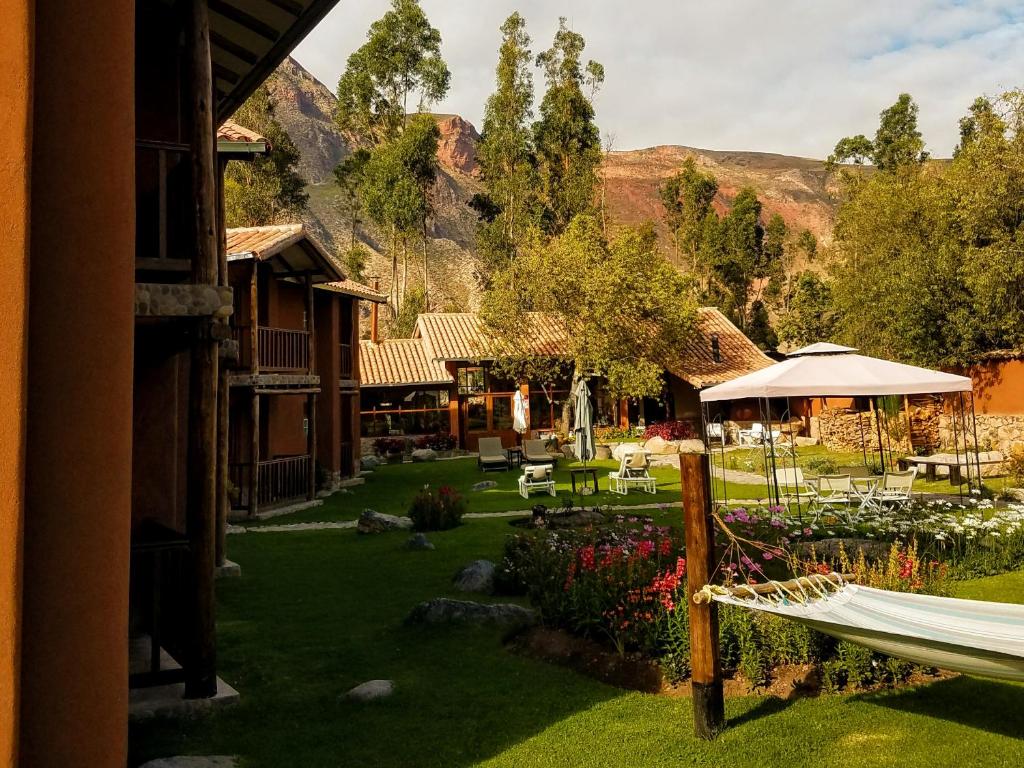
[968,359,1024,416]
[267,396,309,458]
[18,2,135,766]
[0,0,32,762]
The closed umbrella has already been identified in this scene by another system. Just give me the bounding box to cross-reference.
[513,389,528,443]
[572,379,595,466]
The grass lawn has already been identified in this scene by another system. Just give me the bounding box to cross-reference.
[130,517,1024,767]
[254,456,770,526]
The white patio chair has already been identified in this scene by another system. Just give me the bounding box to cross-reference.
[773,467,816,514]
[767,429,795,458]
[609,451,657,495]
[809,474,856,523]
[877,468,917,513]
[518,464,556,499]
[477,436,508,472]
[738,422,765,445]
[706,422,725,446]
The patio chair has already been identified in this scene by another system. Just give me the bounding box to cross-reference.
[706,422,725,446]
[809,474,856,523]
[609,451,657,495]
[518,464,555,499]
[738,422,764,445]
[477,437,508,472]
[773,467,816,512]
[877,468,917,513]
[523,438,556,466]
[767,429,795,459]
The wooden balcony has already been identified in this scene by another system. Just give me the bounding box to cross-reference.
[229,455,311,510]
[339,343,353,379]
[233,325,311,373]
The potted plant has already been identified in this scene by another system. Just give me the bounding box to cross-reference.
[374,436,406,464]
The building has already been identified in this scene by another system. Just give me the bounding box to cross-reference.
[359,307,773,451]
[225,224,385,516]
[1,2,345,765]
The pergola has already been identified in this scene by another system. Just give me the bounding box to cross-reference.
[698,343,979,507]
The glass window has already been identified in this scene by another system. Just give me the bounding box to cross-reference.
[466,395,487,431]
[458,367,485,395]
[530,392,553,430]
[493,396,513,430]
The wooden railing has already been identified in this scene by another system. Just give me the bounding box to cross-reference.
[339,343,353,379]
[257,326,310,372]
[135,140,192,272]
[229,455,310,510]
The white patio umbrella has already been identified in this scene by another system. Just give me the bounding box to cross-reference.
[572,379,595,465]
[513,389,528,443]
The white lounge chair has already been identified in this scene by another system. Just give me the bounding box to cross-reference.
[477,437,508,472]
[523,438,556,465]
[878,468,916,513]
[518,464,555,499]
[609,451,657,495]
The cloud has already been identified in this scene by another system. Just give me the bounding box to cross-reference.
[292,0,1024,158]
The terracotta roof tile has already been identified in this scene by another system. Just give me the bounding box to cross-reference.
[359,339,453,388]
[217,120,270,148]
[666,307,775,388]
[226,224,304,259]
[415,312,568,361]
[316,279,388,304]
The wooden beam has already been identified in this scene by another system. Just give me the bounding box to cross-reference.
[306,273,315,376]
[184,0,220,700]
[250,264,259,374]
[208,0,280,42]
[680,452,724,739]
[264,0,304,16]
[249,392,260,518]
[215,158,229,569]
[210,30,259,65]
[307,393,317,500]
[212,61,240,84]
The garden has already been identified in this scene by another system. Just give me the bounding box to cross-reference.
[131,454,1024,766]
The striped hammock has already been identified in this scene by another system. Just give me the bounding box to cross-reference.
[700,577,1024,682]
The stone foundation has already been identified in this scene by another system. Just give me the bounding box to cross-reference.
[135,282,233,317]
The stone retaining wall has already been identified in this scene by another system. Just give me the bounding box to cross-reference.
[938,413,1024,452]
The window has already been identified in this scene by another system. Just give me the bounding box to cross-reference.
[458,367,485,395]
[493,396,513,430]
[360,386,452,437]
[465,395,487,431]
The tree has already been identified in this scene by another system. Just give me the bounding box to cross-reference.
[659,157,718,269]
[532,18,603,234]
[334,148,371,249]
[828,93,928,171]
[776,271,836,347]
[334,0,450,144]
[390,285,427,338]
[474,12,538,268]
[224,85,308,227]
[481,216,698,401]
[398,114,441,304]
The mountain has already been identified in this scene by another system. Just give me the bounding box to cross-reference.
[264,56,836,313]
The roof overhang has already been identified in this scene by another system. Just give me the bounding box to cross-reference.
[226,225,343,284]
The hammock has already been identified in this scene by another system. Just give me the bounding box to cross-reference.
[697,576,1024,682]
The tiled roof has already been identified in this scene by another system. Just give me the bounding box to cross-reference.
[359,339,453,388]
[665,307,775,388]
[217,120,270,152]
[416,312,568,361]
[226,224,305,259]
[316,279,388,304]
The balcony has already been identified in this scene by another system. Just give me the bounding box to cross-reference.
[229,455,311,510]
[339,343,353,379]
[234,325,311,373]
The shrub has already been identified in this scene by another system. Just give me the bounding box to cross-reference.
[642,420,696,441]
[374,436,407,456]
[1008,444,1024,486]
[803,455,840,475]
[594,425,644,442]
[408,485,466,531]
[413,433,457,451]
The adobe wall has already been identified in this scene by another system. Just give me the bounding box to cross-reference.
[267,395,309,458]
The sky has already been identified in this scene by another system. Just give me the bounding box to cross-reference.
[293,0,1024,159]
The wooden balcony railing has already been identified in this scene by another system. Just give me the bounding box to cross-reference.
[339,343,353,379]
[135,140,193,272]
[229,455,310,510]
[252,326,310,372]
[340,441,355,479]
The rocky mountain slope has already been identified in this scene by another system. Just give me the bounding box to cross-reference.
[264,56,837,312]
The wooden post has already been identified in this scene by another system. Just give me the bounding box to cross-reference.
[306,273,315,375]
[307,392,317,500]
[249,392,260,518]
[215,158,229,569]
[680,451,724,739]
[185,0,219,699]
[249,264,259,374]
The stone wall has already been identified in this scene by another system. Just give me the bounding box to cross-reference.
[938,413,1024,453]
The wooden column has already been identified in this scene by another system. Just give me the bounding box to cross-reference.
[215,157,229,568]
[307,392,317,500]
[250,264,259,374]
[680,452,724,739]
[184,0,220,700]
[306,273,315,376]
[249,392,260,518]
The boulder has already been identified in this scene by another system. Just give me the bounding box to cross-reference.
[612,442,644,461]
[793,436,820,447]
[345,679,395,702]
[453,560,496,593]
[411,448,437,462]
[406,598,537,629]
[360,455,381,470]
[677,439,706,454]
[643,436,678,455]
[139,759,238,768]
[471,480,498,491]
[357,509,413,534]
[406,533,435,551]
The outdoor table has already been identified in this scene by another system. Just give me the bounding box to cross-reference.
[851,476,881,512]
[570,467,599,495]
[130,519,190,688]
[505,446,523,470]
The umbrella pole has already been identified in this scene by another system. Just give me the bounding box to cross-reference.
[873,397,886,473]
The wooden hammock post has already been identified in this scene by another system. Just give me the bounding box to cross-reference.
[680,451,725,739]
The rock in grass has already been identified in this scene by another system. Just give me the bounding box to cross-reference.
[360,455,381,470]
[406,598,537,629]
[406,533,435,551]
[345,679,395,702]
[357,509,413,534]
[411,448,437,462]
[453,560,496,593]
[139,759,238,768]
[471,480,498,491]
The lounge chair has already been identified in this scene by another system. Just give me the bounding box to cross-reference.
[523,439,556,466]
[878,468,916,513]
[609,451,657,495]
[477,437,508,472]
[518,464,555,499]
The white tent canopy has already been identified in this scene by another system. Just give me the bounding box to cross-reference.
[700,348,972,402]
